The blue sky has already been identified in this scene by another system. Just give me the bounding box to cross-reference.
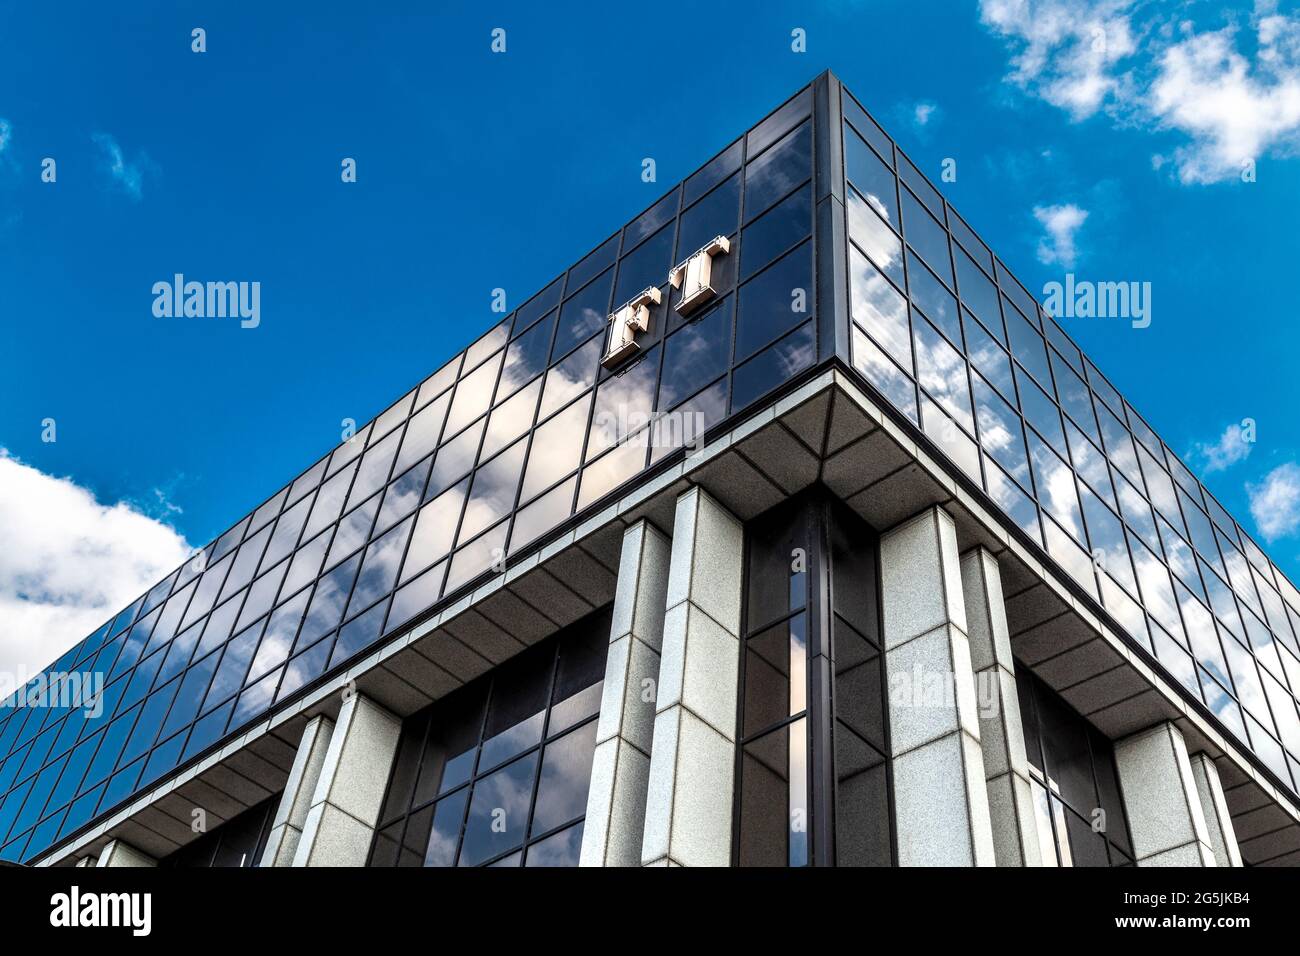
[2,0,1300,671]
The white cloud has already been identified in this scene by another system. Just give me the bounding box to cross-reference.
[0,450,192,683]
[913,101,940,128]
[979,1,1300,183]
[1151,20,1300,183]
[1249,462,1300,542]
[0,118,11,154]
[91,132,149,200]
[1190,422,1255,473]
[979,0,1138,119]
[1033,202,1089,266]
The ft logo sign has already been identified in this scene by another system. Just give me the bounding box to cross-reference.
[601,235,730,369]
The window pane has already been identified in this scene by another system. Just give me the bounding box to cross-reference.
[845,126,898,228]
[458,754,537,866]
[740,183,811,280]
[459,441,527,545]
[744,120,810,220]
[907,250,960,345]
[480,649,549,772]
[902,186,952,286]
[735,241,812,362]
[737,720,807,867]
[614,223,674,306]
[914,315,973,434]
[423,789,469,867]
[658,297,731,411]
[848,186,903,288]
[521,396,591,503]
[678,172,740,259]
[524,822,584,867]
[743,614,807,737]
[731,322,815,412]
[553,270,613,360]
[530,721,597,836]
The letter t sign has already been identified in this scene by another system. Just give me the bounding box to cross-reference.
[669,235,730,316]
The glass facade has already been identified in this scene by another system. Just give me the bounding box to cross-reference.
[0,86,822,865]
[159,793,279,868]
[839,81,1300,806]
[1016,666,1133,866]
[735,494,891,866]
[3,72,1299,866]
[367,608,608,867]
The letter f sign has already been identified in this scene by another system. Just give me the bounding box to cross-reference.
[602,286,662,368]
[600,234,731,370]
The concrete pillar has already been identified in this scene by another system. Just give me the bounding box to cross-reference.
[259,715,336,867]
[960,547,1042,866]
[74,856,96,867]
[881,507,995,867]
[95,839,155,867]
[1113,722,1216,866]
[291,694,401,867]
[641,487,743,867]
[1188,752,1242,867]
[581,521,671,867]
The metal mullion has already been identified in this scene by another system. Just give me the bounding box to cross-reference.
[138,631,228,782]
[14,721,109,857]
[744,605,808,643]
[218,495,317,659]
[730,520,752,865]
[444,344,511,574]
[57,696,126,810]
[381,391,464,601]
[373,711,431,866]
[513,433,582,513]
[424,374,516,603]
[891,148,921,399]
[642,190,683,463]
[16,739,81,838]
[739,215,814,306]
[360,406,446,642]
[724,106,751,416]
[619,189,681,262]
[808,497,834,866]
[477,845,524,868]
[449,674,496,866]
[570,243,626,520]
[1026,677,1064,865]
[736,709,808,749]
[680,158,739,221]
[1161,481,1225,665]
[134,657,207,777]
[519,645,561,861]
[942,192,992,505]
[83,693,155,818]
[519,814,584,853]
[744,171,813,232]
[476,363,548,563]
[313,424,399,642]
[173,551,238,659]
[1080,723,1121,867]
[846,227,905,303]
